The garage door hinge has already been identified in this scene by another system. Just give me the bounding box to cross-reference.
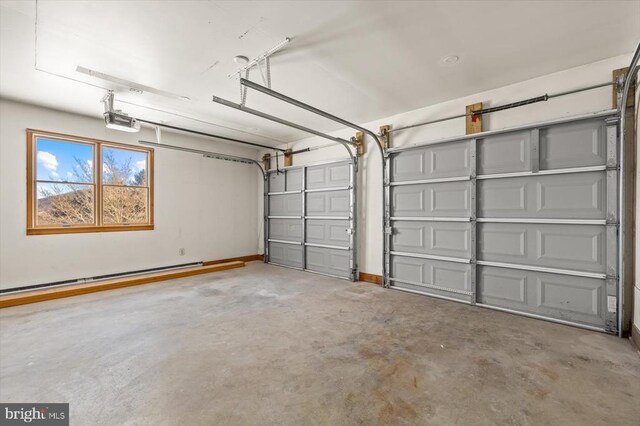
[385,226,393,235]
[346,228,355,235]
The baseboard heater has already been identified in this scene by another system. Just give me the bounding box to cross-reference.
[0,262,203,295]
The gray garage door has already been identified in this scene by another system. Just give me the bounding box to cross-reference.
[266,160,357,280]
[385,112,619,333]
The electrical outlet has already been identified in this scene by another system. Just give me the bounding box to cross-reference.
[179,248,185,256]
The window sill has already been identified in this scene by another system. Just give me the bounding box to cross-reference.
[27,225,154,235]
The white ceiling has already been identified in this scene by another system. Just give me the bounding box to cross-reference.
[1,0,639,148]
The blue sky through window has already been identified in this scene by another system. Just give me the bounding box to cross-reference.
[102,147,147,186]
[36,138,147,186]
[36,138,93,183]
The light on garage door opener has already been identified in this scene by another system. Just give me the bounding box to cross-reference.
[102,90,140,133]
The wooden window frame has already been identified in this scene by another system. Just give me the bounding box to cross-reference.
[27,129,154,235]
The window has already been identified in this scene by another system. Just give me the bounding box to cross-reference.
[27,129,154,235]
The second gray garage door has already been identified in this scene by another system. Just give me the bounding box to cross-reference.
[385,112,619,333]
[266,160,357,280]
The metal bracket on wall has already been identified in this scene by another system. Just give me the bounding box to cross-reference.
[379,125,391,150]
[613,67,635,109]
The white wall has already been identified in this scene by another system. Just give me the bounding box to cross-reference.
[260,54,632,279]
[0,99,261,290]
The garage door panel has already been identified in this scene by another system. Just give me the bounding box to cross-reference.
[306,246,350,277]
[391,140,470,181]
[478,266,606,327]
[538,276,601,316]
[306,190,350,216]
[479,181,526,216]
[387,115,617,333]
[479,223,606,273]
[286,169,303,191]
[306,219,349,246]
[269,172,285,192]
[391,221,471,258]
[391,181,470,217]
[479,226,527,261]
[269,242,303,268]
[269,169,303,192]
[269,218,302,242]
[539,119,606,170]
[269,193,302,216]
[478,267,527,304]
[306,162,350,189]
[478,171,606,218]
[535,172,605,217]
[391,255,471,294]
[478,131,531,174]
[268,160,355,280]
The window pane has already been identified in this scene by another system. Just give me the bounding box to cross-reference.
[102,186,148,224]
[36,138,93,183]
[36,182,94,226]
[102,147,148,186]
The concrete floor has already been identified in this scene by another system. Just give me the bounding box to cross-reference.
[1,262,638,425]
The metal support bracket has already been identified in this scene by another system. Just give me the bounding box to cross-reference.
[613,67,635,109]
[379,125,391,150]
